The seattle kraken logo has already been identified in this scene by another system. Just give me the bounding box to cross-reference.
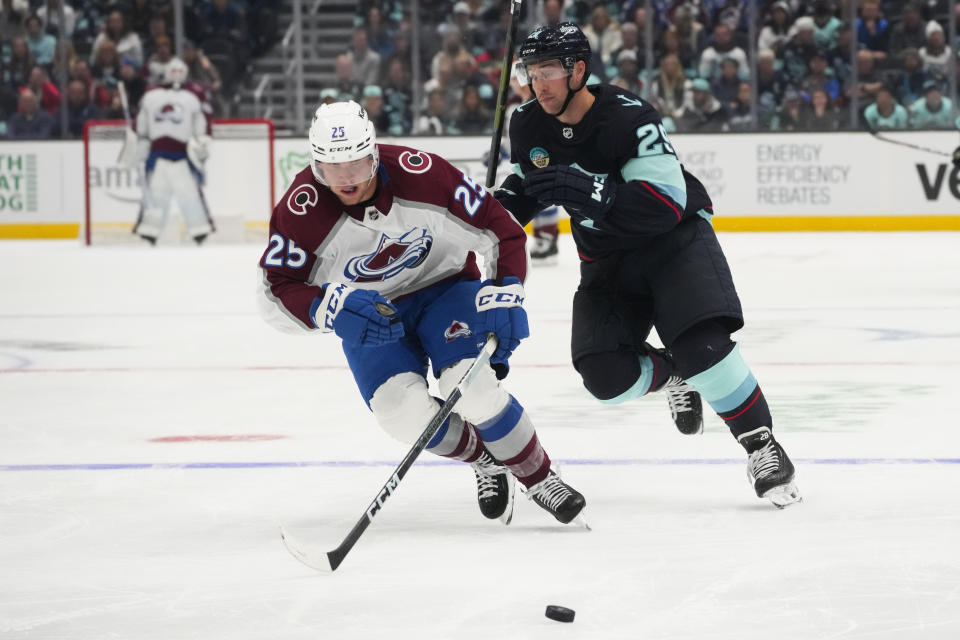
[345,228,433,282]
[616,95,645,109]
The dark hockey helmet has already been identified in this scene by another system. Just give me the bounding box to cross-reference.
[517,22,592,84]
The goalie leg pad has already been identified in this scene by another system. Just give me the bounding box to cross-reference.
[170,160,213,238]
[135,159,174,237]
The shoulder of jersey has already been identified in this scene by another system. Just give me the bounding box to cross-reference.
[278,166,339,221]
[510,98,542,126]
[600,84,660,127]
[183,81,210,103]
[379,143,455,205]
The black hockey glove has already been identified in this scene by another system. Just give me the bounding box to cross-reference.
[522,165,617,221]
[953,146,960,169]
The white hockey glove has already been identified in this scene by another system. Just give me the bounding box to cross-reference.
[474,276,529,377]
[314,283,404,347]
[187,135,212,167]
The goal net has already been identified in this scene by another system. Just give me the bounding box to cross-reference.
[82,119,275,245]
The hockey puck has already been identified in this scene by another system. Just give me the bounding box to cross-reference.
[545,605,575,623]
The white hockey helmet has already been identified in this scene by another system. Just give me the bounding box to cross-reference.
[308,100,379,187]
[164,58,188,88]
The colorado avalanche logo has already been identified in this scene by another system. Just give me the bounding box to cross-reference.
[444,320,473,342]
[286,183,319,215]
[398,150,433,174]
[155,103,184,124]
[345,228,433,282]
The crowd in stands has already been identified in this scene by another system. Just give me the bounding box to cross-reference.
[3,0,958,139]
[335,0,960,135]
[1,0,279,138]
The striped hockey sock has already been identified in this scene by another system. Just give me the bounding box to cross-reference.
[425,412,484,463]
[473,396,551,488]
[686,344,773,438]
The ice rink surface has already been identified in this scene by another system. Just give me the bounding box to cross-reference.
[1,232,959,639]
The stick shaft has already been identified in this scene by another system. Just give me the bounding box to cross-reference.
[324,335,498,571]
[485,0,524,189]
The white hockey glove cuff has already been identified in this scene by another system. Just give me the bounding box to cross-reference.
[313,283,403,347]
[314,282,355,332]
[475,279,525,311]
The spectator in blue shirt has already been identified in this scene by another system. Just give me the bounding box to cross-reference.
[857,0,889,63]
[6,88,55,139]
[53,78,100,138]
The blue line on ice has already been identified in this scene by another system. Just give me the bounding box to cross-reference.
[1,458,959,471]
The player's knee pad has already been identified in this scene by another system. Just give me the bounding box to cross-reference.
[669,319,736,379]
[368,372,437,444]
[438,359,510,424]
[575,350,640,401]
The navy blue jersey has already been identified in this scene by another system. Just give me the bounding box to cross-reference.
[498,84,713,258]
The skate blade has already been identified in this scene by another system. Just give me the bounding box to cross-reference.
[762,481,802,509]
[677,421,704,436]
[498,474,516,526]
[570,508,591,531]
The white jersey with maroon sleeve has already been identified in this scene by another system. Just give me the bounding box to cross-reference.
[135,83,210,152]
[258,144,529,334]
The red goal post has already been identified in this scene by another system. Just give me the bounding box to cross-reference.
[82,118,275,245]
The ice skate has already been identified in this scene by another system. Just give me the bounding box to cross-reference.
[662,374,703,435]
[525,470,586,524]
[737,427,802,508]
[470,452,515,524]
[529,228,559,265]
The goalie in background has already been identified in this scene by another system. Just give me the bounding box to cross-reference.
[118,58,215,245]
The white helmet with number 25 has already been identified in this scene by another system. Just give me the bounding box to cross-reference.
[308,100,379,187]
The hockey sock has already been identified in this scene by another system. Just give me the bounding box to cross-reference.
[533,206,560,229]
[425,413,485,463]
[588,350,671,404]
[474,396,551,488]
[685,344,773,440]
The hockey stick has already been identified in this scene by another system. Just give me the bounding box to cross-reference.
[280,333,499,573]
[866,126,955,159]
[118,80,132,128]
[485,0,523,189]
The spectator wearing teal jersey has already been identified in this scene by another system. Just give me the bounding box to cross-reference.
[908,81,955,129]
[24,14,56,66]
[812,1,842,51]
[864,88,909,130]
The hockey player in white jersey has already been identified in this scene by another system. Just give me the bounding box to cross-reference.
[130,58,214,245]
[258,101,586,525]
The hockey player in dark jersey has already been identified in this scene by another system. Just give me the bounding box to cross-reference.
[495,23,801,508]
[258,100,585,524]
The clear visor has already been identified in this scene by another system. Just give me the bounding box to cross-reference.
[516,61,571,85]
[315,155,377,188]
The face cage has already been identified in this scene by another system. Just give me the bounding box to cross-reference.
[311,148,379,188]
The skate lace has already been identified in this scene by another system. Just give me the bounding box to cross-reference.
[748,441,780,480]
[664,376,694,418]
[472,455,504,500]
[474,469,500,499]
[527,474,571,510]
